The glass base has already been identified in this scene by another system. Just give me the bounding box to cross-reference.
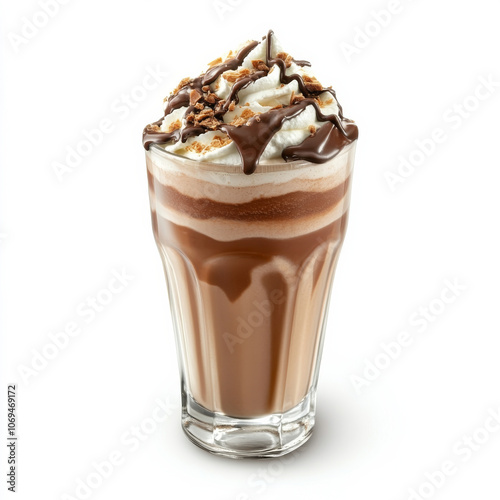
[181,389,316,458]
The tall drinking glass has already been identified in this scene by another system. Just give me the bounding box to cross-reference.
[146,141,356,458]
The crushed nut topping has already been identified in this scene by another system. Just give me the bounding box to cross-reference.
[214,100,226,114]
[319,98,334,108]
[223,67,252,83]
[204,92,218,104]
[172,77,190,96]
[252,60,270,72]
[302,74,323,93]
[305,82,323,92]
[207,57,222,68]
[186,135,232,154]
[211,135,232,148]
[189,89,202,106]
[230,108,257,127]
[276,52,293,68]
[199,117,220,130]
[167,120,182,133]
[229,116,246,127]
[290,91,306,105]
[196,108,215,121]
[184,99,224,130]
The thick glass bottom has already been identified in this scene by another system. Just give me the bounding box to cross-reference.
[181,388,316,458]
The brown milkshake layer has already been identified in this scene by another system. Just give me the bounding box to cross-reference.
[147,145,355,417]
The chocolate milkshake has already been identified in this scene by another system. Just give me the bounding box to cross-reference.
[143,31,358,457]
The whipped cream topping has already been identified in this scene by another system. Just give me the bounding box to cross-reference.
[143,31,357,174]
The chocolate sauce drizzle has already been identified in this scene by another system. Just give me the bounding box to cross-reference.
[142,30,358,174]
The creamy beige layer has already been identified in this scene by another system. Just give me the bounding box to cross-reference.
[150,194,349,241]
[146,143,354,205]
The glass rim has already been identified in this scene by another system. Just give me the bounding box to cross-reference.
[147,141,356,175]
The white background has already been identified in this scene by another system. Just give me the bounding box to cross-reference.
[1,0,500,499]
